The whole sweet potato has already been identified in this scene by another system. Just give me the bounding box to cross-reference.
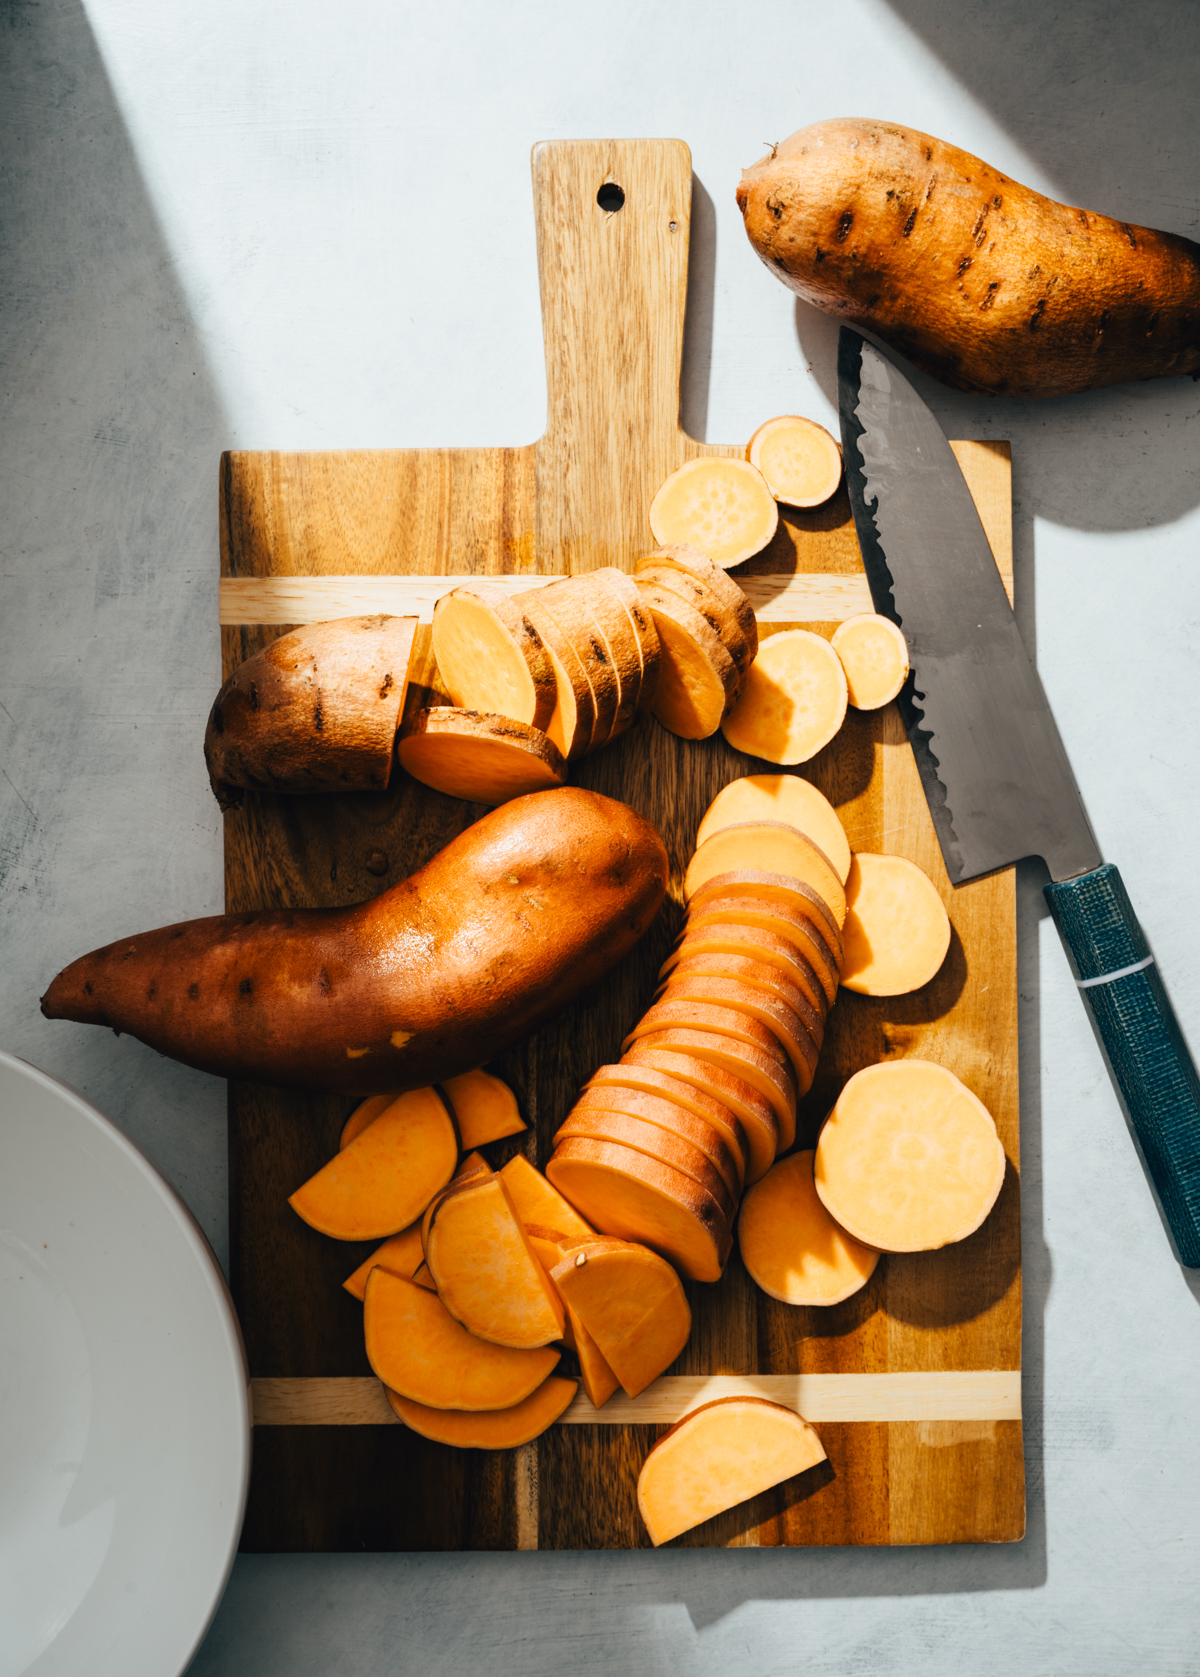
[737,118,1200,397]
[41,788,667,1093]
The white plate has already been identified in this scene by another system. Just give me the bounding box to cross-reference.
[0,1052,249,1677]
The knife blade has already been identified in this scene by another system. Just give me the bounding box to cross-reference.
[838,327,1200,1268]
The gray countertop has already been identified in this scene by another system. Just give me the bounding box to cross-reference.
[4,2,1200,1671]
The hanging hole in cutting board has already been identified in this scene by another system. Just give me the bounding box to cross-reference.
[597,181,625,212]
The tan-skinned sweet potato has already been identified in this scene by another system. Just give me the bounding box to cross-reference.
[737,118,1200,398]
[203,615,417,811]
[41,788,668,1093]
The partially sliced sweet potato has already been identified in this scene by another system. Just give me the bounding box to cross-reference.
[638,545,758,662]
[364,1269,560,1410]
[386,1374,578,1447]
[685,825,847,932]
[498,1154,594,1243]
[688,870,845,960]
[684,899,842,1003]
[423,1172,564,1348]
[204,615,418,811]
[339,1091,398,1151]
[554,1106,740,1206]
[625,1004,807,1119]
[534,578,622,750]
[592,567,661,715]
[584,1063,749,1185]
[626,1026,791,1165]
[649,457,778,568]
[665,948,827,1031]
[289,1086,458,1240]
[396,708,566,804]
[547,1136,732,1282]
[438,1068,527,1148]
[721,629,848,765]
[573,1082,746,1192]
[638,584,738,740]
[746,414,842,508]
[431,586,556,730]
[636,564,756,681]
[662,921,835,1013]
[738,1150,879,1306]
[653,972,821,1095]
[520,593,596,760]
[841,853,951,996]
[619,1045,779,1184]
[342,1221,426,1301]
[830,614,910,710]
[637,1397,826,1546]
[573,572,643,739]
[696,775,851,885]
[551,1239,691,1397]
[814,1060,1006,1252]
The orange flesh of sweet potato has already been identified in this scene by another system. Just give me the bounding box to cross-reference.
[830,615,910,711]
[42,788,668,1095]
[498,1154,595,1243]
[688,870,845,960]
[663,921,835,1012]
[683,900,841,1003]
[738,1150,879,1306]
[625,1006,806,1119]
[573,1082,746,1192]
[342,1221,426,1301]
[288,1086,458,1241]
[637,1396,826,1546]
[411,1262,438,1291]
[696,774,851,885]
[747,415,843,508]
[424,1173,565,1348]
[431,586,556,730]
[665,948,827,1031]
[840,853,951,997]
[654,972,822,1088]
[619,1045,779,1184]
[649,457,779,568]
[641,546,759,657]
[396,709,566,804]
[635,564,756,681]
[547,1136,731,1283]
[551,1240,691,1397]
[520,594,596,760]
[584,1063,750,1184]
[721,628,848,766]
[554,1107,740,1208]
[385,1374,578,1447]
[591,567,659,719]
[522,1226,622,1408]
[627,1030,788,1167]
[638,584,738,740]
[814,1060,1006,1251]
[438,1068,526,1148]
[203,614,417,810]
[364,1269,559,1410]
[339,1092,398,1151]
[685,824,847,931]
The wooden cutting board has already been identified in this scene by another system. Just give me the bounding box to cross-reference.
[218,138,1022,1551]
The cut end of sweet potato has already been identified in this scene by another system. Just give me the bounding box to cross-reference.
[649,457,779,569]
[397,708,566,805]
[551,1239,691,1397]
[814,1059,1006,1252]
[696,774,851,885]
[424,1172,564,1348]
[747,415,842,508]
[637,1396,826,1545]
[830,614,910,710]
[438,1067,526,1147]
[738,1150,879,1306]
[721,629,847,766]
[386,1374,578,1448]
[841,853,951,996]
[431,587,556,730]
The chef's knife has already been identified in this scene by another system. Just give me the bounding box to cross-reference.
[837,327,1200,1267]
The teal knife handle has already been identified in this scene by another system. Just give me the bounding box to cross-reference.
[1045,864,1200,1267]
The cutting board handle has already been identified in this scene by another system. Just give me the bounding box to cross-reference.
[531,138,696,572]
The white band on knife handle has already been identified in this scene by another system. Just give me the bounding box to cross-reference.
[1077,955,1155,989]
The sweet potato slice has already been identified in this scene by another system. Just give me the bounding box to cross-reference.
[411,1262,438,1291]
[573,1082,746,1192]
[521,1229,622,1409]
[649,457,778,568]
[342,1221,426,1301]
[636,564,756,681]
[685,825,847,932]
[574,572,643,739]
[554,1107,740,1207]
[696,775,851,885]
[584,1063,750,1184]
[638,545,759,662]
[746,414,843,508]
[431,586,556,730]
[547,1136,732,1282]
[438,1067,527,1148]
[637,1397,826,1546]
[721,629,848,765]
[203,615,418,811]
[396,708,566,804]
[638,584,738,739]
[830,614,910,710]
[520,593,596,760]
[685,893,842,995]
[814,1060,1006,1251]
[628,1026,791,1161]
[625,1003,807,1116]
[592,567,661,714]
[665,948,827,1030]
[551,1240,691,1397]
[738,1150,879,1306]
[364,1269,559,1410]
[663,921,835,1012]
[688,870,844,960]
[499,1154,595,1243]
[385,1374,578,1447]
[840,853,951,996]
[653,973,821,1096]
[424,1172,565,1348]
[289,1086,458,1240]
[619,1045,779,1184]
[339,1091,398,1151]
[534,578,622,750]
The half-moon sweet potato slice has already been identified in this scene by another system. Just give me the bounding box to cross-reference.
[438,1068,527,1148]
[619,1045,779,1183]
[695,775,851,884]
[665,948,827,1029]
[204,614,418,810]
[423,1172,565,1348]
[386,1374,578,1447]
[636,564,756,681]
[814,1060,1006,1252]
[364,1269,560,1410]
[638,584,738,739]
[521,1227,621,1409]
[551,1239,691,1397]
[637,1396,826,1546]
[840,853,951,996]
[572,1083,746,1193]
[738,1149,879,1306]
[662,922,834,1013]
[830,614,910,710]
[554,1106,740,1207]
[520,593,596,760]
[649,457,778,568]
[721,628,848,764]
[396,708,567,805]
[342,1221,426,1301]
[685,825,847,931]
[431,586,556,730]
[746,414,843,508]
[498,1154,595,1244]
[584,1063,749,1184]
[638,545,759,663]
[547,1136,732,1282]
[339,1091,398,1151]
[628,1026,792,1156]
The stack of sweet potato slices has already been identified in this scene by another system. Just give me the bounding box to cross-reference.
[632,545,757,739]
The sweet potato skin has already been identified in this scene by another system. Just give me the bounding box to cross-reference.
[738,118,1200,397]
[41,788,668,1093]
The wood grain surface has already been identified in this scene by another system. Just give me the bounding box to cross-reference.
[220,138,1021,1552]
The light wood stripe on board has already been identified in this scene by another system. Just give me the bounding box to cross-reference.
[250,1371,1021,1428]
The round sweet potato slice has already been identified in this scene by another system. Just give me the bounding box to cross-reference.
[664,948,827,1029]
[721,628,847,764]
[638,583,738,740]
[619,1045,779,1184]
[553,1109,737,1213]
[687,870,844,960]
[572,572,643,741]
[662,921,835,1013]
[520,594,596,760]
[592,567,662,714]
[695,775,851,885]
[841,853,951,996]
[652,973,820,1099]
[649,457,778,568]
[738,1150,879,1306]
[566,1087,745,1195]
[746,415,843,508]
[639,545,758,659]
[628,1024,793,1154]
[397,708,567,805]
[584,1063,750,1185]
[533,579,621,751]
[636,563,756,681]
[685,824,847,931]
[386,1373,578,1447]
[432,586,557,731]
[626,998,790,1069]
[830,614,910,711]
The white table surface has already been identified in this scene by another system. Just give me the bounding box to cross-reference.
[3,2,1200,1672]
